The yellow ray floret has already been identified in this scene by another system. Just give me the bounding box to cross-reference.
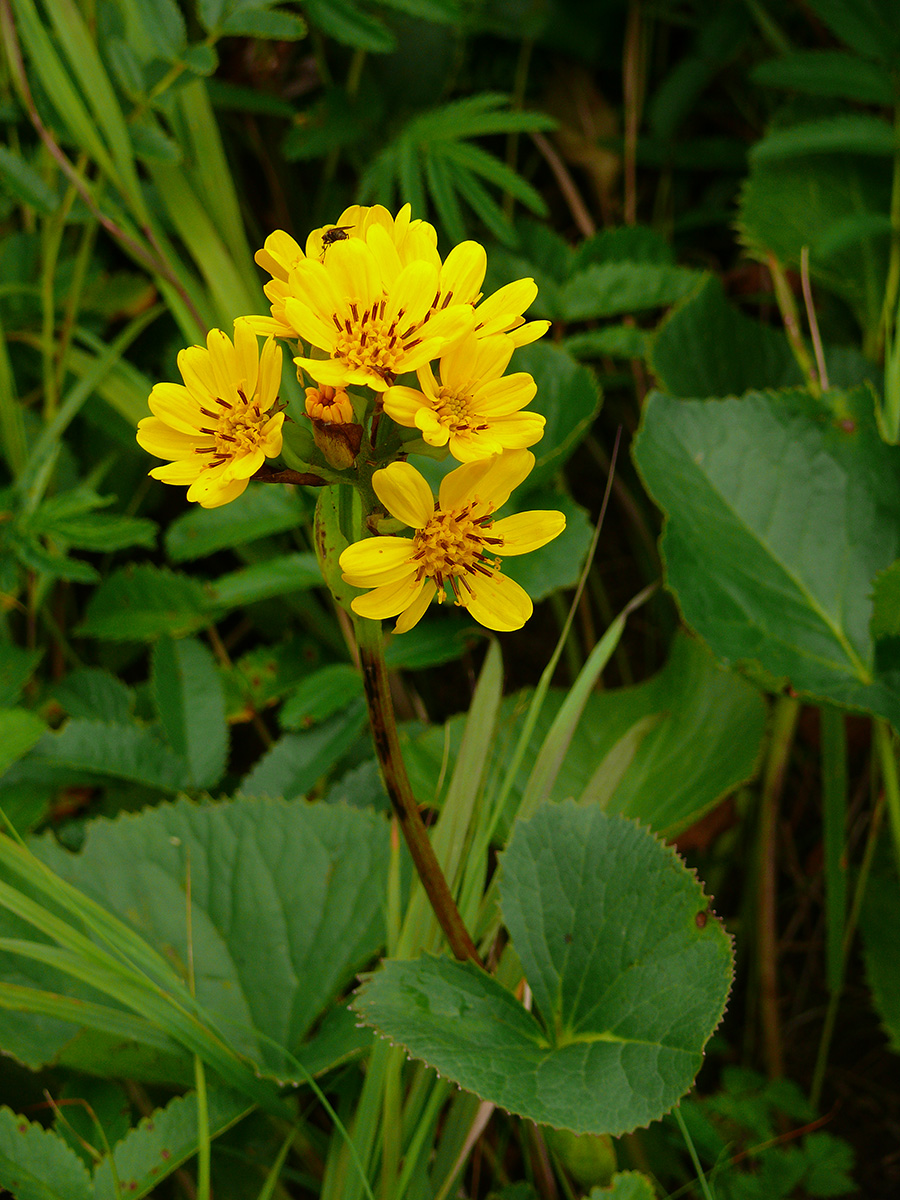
[383,332,546,461]
[136,320,285,509]
[250,206,549,355]
[339,451,565,633]
[287,237,475,391]
[249,204,440,338]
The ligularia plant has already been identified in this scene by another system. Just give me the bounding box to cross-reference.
[131,206,731,1186]
[139,203,564,634]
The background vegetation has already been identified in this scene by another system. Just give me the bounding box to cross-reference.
[0,0,898,1196]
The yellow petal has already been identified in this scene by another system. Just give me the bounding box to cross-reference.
[322,237,382,311]
[150,459,203,484]
[415,409,448,443]
[232,318,260,398]
[188,472,248,508]
[257,336,282,410]
[260,413,285,457]
[228,447,266,479]
[394,580,437,633]
[491,510,566,555]
[397,335,445,376]
[382,385,427,427]
[177,346,218,401]
[243,313,296,338]
[439,241,487,306]
[294,354,353,389]
[507,319,551,347]
[463,571,532,631]
[290,259,346,327]
[256,230,304,280]
[206,329,239,404]
[475,278,538,334]
[482,411,546,448]
[136,416,203,459]
[284,299,338,353]
[373,461,434,529]
[439,449,534,513]
[340,536,416,585]
[351,574,424,620]
[473,373,538,415]
[441,332,511,393]
[148,382,203,434]
[367,223,403,289]
[446,430,506,461]
[384,259,438,330]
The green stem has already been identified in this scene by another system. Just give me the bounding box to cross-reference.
[820,706,848,996]
[758,693,800,1080]
[811,765,885,1108]
[768,253,819,395]
[354,617,482,966]
[673,1107,714,1200]
[874,719,900,871]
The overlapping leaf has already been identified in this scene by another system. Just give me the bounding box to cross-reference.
[633,386,900,726]
[355,804,732,1135]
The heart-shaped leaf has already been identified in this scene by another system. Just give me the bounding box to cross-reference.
[354,805,732,1135]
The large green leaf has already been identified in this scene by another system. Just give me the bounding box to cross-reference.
[78,565,210,640]
[151,636,228,789]
[355,805,732,1135]
[241,698,368,799]
[165,485,308,562]
[750,51,894,104]
[557,263,702,323]
[207,553,322,609]
[31,797,389,1080]
[403,633,766,837]
[0,1107,92,1200]
[652,275,802,398]
[7,721,192,792]
[633,387,900,727]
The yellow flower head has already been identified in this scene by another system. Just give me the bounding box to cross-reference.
[305,384,354,425]
[287,235,474,391]
[339,451,565,633]
[250,204,440,339]
[429,241,551,347]
[383,332,546,462]
[136,321,284,509]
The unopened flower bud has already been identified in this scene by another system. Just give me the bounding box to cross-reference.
[305,385,354,425]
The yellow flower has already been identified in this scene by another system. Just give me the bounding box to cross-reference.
[339,450,565,633]
[251,207,548,356]
[383,332,545,461]
[250,205,440,339]
[305,385,354,424]
[431,243,551,348]
[287,236,474,391]
[136,321,284,509]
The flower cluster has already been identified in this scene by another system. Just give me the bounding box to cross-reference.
[138,204,564,632]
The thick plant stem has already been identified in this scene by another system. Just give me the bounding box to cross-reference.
[758,693,800,1080]
[355,618,483,966]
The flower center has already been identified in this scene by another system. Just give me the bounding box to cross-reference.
[195,391,271,466]
[434,387,472,432]
[331,300,423,382]
[411,502,504,603]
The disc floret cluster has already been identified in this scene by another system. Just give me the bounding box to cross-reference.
[138,204,566,633]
